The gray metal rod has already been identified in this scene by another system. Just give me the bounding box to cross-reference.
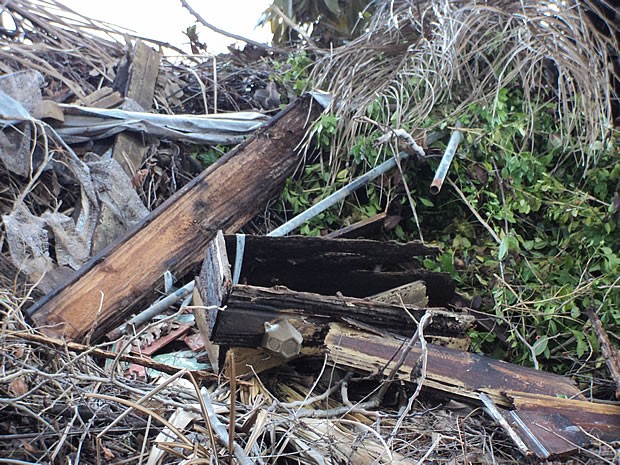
[268,152,410,237]
[430,121,463,195]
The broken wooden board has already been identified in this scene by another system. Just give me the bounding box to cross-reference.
[223,235,453,304]
[222,234,453,306]
[194,230,231,372]
[223,234,439,269]
[323,323,620,459]
[28,94,324,341]
[207,284,474,347]
[238,268,455,307]
[324,212,389,238]
[92,41,161,254]
[482,390,620,458]
[111,40,160,176]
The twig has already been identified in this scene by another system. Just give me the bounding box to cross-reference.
[268,4,322,52]
[375,312,432,403]
[586,306,620,399]
[388,312,432,445]
[9,331,217,380]
[97,369,189,438]
[279,373,353,409]
[448,178,501,244]
[229,351,236,465]
[199,387,254,465]
[180,0,276,52]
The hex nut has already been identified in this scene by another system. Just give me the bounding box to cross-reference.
[262,319,303,359]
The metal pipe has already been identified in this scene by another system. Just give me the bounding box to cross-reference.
[113,281,195,336]
[268,151,411,237]
[430,121,462,195]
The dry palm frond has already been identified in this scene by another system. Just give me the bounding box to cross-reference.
[0,0,132,99]
[310,0,619,173]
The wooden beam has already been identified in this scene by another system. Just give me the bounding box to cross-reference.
[28,94,323,341]
[222,234,453,305]
[324,323,583,407]
[208,284,474,347]
[323,324,620,459]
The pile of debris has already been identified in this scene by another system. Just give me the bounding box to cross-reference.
[0,1,618,464]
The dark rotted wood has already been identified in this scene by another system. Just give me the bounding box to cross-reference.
[502,392,620,455]
[27,94,323,341]
[323,324,616,459]
[223,234,438,270]
[209,284,474,346]
[234,268,455,307]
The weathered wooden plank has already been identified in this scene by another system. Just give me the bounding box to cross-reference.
[323,323,616,459]
[112,40,161,176]
[208,284,473,346]
[224,234,438,270]
[194,230,231,371]
[497,392,620,458]
[236,268,455,306]
[28,94,323,341]
[324,323,583,406]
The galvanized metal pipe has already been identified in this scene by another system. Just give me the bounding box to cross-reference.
[430,121,463,195]
[268,151,411,237]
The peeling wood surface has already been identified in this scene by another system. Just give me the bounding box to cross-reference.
[499,392,620,458]
[111,40,161,176]
[28,94,323,341]
[322,324,620,458]
[324,324,583,406]
[233,267,455,307]
[209,284,473,346]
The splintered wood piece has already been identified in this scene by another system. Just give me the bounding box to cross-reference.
[28,94,323,341]
[498,392,620,458]
[323,324,620,458]
[208,284,474,346]
[324,212,388,238]
[370,280,428,307]
[81,87,123,108]
[194,230,231,372]
[324,323,583,406]
[112,40,161,176]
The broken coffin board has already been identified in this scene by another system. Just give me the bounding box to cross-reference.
[27,94,324,341]
[223,234,455,306]
[325,323,620,459]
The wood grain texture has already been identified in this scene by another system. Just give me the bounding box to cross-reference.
[28,94,323,341]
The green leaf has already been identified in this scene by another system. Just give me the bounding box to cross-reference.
[322,0,341,15]
[533,336,548,357]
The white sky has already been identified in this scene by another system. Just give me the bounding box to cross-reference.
[60,0,272,54]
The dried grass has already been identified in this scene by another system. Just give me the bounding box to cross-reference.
[310,0,618,174]
[1,295,617,464]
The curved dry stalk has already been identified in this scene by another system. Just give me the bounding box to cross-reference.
[309,0,618,176]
